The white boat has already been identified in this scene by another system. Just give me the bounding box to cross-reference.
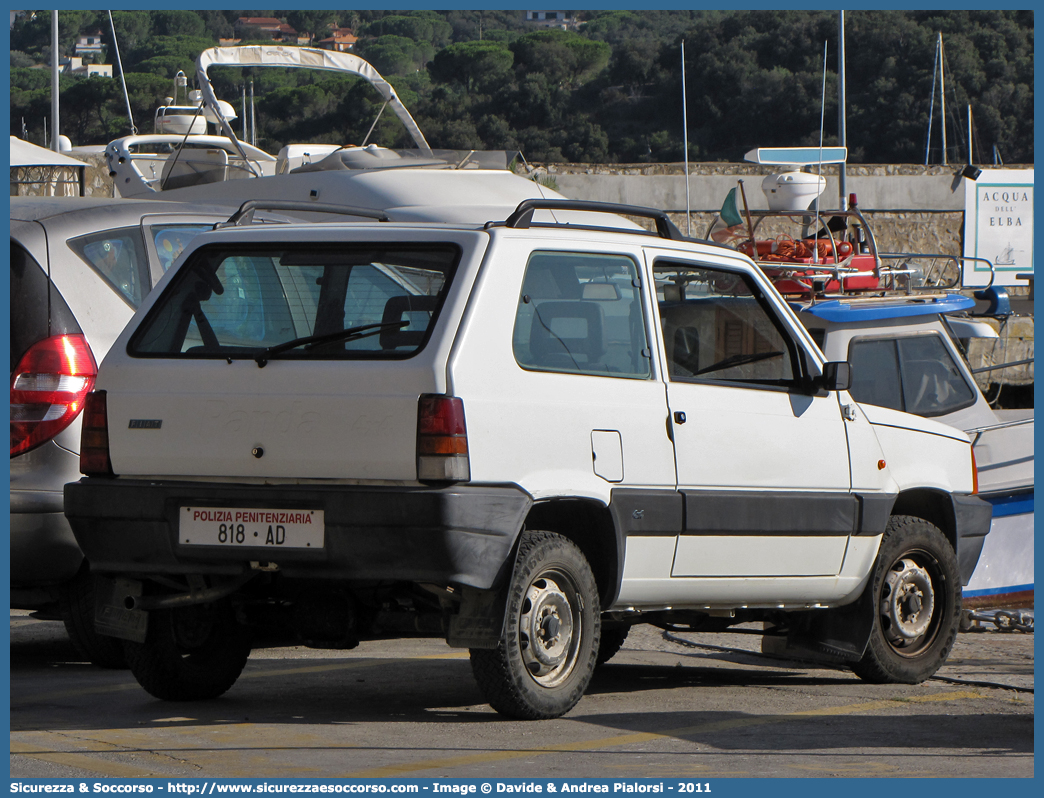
[105,46,588,225]
[707,148,1033,611]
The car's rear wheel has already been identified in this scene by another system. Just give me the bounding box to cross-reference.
[124,600,251,701]
[470,530,600,719]
[852,515,961,684]
[60,564,127,669]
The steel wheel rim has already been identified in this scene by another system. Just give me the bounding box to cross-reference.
[879,549,943,657]
[517,569,582,688]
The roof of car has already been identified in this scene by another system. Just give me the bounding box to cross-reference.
[9,196,244,224]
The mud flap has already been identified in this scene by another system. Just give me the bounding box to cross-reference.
[446,584,509,648]
[93,576,148,643]
[763,584,875,664]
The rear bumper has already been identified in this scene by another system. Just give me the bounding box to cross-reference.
[65,478,531,590]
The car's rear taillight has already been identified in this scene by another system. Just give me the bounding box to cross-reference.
[10,334,97,457]
[417,394,470,481]
[79,390,114,477]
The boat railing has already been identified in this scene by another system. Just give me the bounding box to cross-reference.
[971,358,1035,375]
[878,253,996,292]
[964,416,1034,447]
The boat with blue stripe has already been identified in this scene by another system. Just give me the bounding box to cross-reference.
[707,148,1033,613]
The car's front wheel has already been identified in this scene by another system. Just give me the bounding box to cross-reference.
[124,599,251,701]
[470,530,600,719]
[852,515,961,684]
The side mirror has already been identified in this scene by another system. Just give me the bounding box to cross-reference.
[821,361,852,392]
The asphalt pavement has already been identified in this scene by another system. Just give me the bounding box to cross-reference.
[9,612,1033,780]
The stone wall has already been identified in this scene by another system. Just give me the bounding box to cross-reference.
[11,152,114,198]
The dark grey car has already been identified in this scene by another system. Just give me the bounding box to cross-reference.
[10,197,255,665]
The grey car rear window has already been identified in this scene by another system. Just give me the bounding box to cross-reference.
[129,243,459,360]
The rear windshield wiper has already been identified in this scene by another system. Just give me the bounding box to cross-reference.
[254,320,408,367]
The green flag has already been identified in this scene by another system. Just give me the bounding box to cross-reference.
[720,187,743,227]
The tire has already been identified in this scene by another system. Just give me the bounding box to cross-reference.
[470,530,600,719]
[597,626,629,667]
[124,600,251,701]
[852,515,961,685]
[59,565,127,669]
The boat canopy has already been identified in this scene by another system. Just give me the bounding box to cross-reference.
[195,45,434,171]
[793,293,975,323]
[744,147,848,166]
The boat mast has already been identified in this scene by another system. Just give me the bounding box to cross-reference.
[815,39,827,252]
[967,104,973,164]
[925,34,939,165]
[51,11,59,151]
[109,10,137,135]
[939,32,947,165]
[681,40,691,236]
[838,11,847,209]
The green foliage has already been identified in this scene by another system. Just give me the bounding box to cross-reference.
[152,11,206,39]
[105,11,153,53]
[363,12,453,49]
[356,35,434,76]
[285,11,337,39]
[428,41,513,94]
[11,51,37,69]
[511,29,611,87]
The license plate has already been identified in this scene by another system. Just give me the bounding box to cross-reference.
[179,507,324,549]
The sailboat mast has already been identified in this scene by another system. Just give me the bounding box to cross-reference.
[681,40,691,236]
[51,11,59,151]
[926,35,939,165]
[838,11,847,208]
[109,11,138,135]
[967,105,973,164]
[939,32,947,166]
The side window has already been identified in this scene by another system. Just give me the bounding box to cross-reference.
[848,339,903,411]
[68,227,151,307]
[512,251,650,379]
[654,261,797,388]
[848,335,976,416]
[152,225,213,272]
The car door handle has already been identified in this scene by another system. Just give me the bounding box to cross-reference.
[673,411,686,424]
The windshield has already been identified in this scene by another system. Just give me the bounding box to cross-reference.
[129,243,459,360]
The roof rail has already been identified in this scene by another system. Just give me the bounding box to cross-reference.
[501,199,687,241]
[220,200,389,227]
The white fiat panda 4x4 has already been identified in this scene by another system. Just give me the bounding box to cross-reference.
[65,200,991,719]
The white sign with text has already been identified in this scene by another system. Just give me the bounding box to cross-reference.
[963,169,1034,287]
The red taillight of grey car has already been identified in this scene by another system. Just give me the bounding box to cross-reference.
[417,394,470,481]
[10,334,97,457]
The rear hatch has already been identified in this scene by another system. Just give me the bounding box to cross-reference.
[100,229,478,480]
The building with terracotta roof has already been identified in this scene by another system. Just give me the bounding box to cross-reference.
[233,17,300,42]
